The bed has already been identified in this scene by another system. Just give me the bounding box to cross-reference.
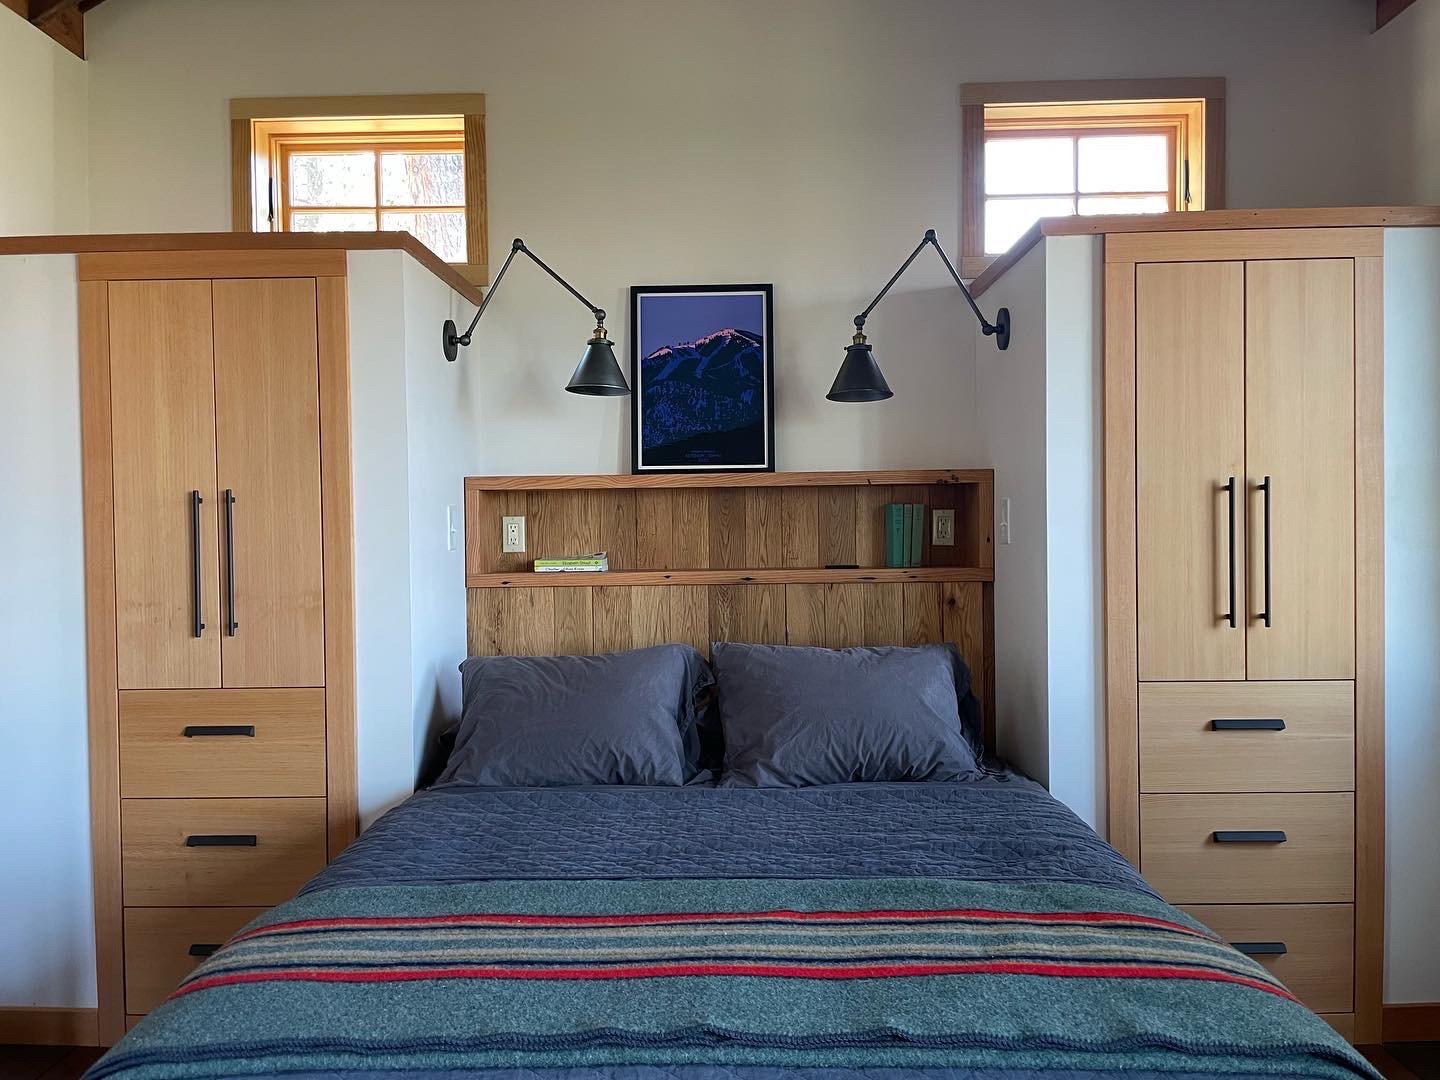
[89,772,1374,1080]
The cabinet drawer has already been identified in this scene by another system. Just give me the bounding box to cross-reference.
[1179,903,1353,1014]
[120,689,326,798]
[1139,682,1354,793]
[122,797,327,906]
[1141,793,1354,903]
[124,906,265,1014]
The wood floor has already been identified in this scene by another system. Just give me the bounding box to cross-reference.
[2,1042,1437,1080]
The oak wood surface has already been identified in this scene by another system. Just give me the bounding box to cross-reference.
[108,281,222,690]
[469,568,994,588]
[123,907,266,1015]
[1107,227,1381,264]
[1245,259,1355,679]
[1135,261,1246,680]
[1140,792,1355,904]
[79,249,346,281]
[1179,903,1353,1013]
[121,797,328,907]
[1139,681,1354,794]
[212,279,326,688]
[118,689,326,798]
[467,470,990,491]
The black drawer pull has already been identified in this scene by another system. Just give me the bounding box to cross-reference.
[1232,941,1288,956]
[1211,718,1286,731]
[182,725,255,738]
[185,834,257,847]
[187,943,220,958]
[1212,830,1287,844]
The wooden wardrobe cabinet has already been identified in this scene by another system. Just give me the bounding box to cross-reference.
[82,250,357,1043]
[1106,229,1382,1044]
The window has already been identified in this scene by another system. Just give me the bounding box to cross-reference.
[231,95,488,285]
[961,79,1224,275]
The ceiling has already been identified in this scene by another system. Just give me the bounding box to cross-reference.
[2,0,109,59]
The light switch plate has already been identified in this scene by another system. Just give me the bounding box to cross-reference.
[502,516,526,553]
[998,498,1012,545]
[932,508,955,546]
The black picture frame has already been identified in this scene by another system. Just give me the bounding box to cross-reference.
[629,283,775,474]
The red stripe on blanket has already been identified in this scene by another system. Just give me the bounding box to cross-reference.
[231,908,1203,943]
[173,959,1293,1001]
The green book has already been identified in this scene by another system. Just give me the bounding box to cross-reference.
[885,504,904,568]
[909,504,925,567]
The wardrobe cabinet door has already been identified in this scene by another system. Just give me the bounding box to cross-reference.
[1135,262,1247,681]
[109,281,221,689]
[1245,260,1355,680]
[213,279,325,687]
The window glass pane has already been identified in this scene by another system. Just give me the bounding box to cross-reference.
[381,152,465,206]
[381,210,467,262]
[290,211,378,232]
[984,196,1075,255]
[1077,134,1169,194]
[985,137,1073,195]
[1078,194,1170,216]
[288,153,375,207]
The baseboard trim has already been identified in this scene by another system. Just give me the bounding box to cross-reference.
[0,1006,101,1046]
[1383,1002,1440,1042]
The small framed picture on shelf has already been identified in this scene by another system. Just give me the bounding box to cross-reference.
[629,283,775,473]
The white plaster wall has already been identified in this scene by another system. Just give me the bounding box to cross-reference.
[0,255,95,1008]
[1381,227,1440,1003]
[0,14,89,234]
[1364,1,1440,204]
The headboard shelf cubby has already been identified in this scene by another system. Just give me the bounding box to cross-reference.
[463,470,996,745]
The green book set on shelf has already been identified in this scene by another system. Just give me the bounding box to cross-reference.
[884,504,925,567]
[533,552,609,573]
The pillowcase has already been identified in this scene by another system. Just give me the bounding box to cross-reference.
[437,644,713,788]
[713,642,982,787]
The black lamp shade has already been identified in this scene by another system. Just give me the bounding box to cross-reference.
[827,342,893,402]
[565,336,631,396]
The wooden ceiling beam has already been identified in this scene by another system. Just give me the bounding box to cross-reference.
[1376,0,1420,29]
[0,0,106,58]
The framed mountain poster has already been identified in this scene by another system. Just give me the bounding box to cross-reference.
[629,284,774,473]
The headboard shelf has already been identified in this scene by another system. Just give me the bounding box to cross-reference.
[469,566,994,589]
[465,469,990,492]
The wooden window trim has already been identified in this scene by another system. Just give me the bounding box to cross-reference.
[230,94,488,286]
[960,78,1225,277]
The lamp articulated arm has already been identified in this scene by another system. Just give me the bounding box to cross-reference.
[443,238,609,363]
[851,229,1010,351]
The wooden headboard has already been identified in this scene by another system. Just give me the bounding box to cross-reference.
[464,470,995,748]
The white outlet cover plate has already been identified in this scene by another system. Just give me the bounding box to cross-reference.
[932,508,955,546]
[502,515,526,553]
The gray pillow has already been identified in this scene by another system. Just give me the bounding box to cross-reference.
[437,645,713,788]
[713,642,982,787]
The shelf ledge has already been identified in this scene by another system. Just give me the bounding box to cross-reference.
[467,567,995,588]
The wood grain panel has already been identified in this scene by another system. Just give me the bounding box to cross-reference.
[121,797,328,907]
[709,489,748,569]
[744,489,784,569]
[466,470,990,491]
[124,907,265,1014]
[817,487,857,567]
[853,485,892,567]
[1245,259,1355,679]
[781,488,820,567]
[709,585,786,645]
[592,586,634,653]
[1140,792,1354,904]
[1135,261,1245,681]
[213,278,326,687]
[1139,681,1354,794]
[901,583,944,646]
[942,581,986,683]
[501,588,555,655]
[108,280,222,690]
[1106,228,1381,263]
[119,689,326,798]
[79,249,347,281]
[553,588,594,654]
[1179,903,1353,1014]
[862,584,904,646]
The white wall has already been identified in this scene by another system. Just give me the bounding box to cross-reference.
[1382,227,1440,1004]
[0,14,88,233]
[348,250,476,826]
[1364,1,1440,204]
[0,255,96,1009]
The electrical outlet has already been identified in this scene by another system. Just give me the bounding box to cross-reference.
[932,508,955,546]
[445,505,459,552]
[502,515,526,553]
[998,498,1012,545]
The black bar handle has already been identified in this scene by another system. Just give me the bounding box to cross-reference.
[190,490,205,638]
[1211,718,1286,731]
[185,834,257,847]
[224,489,238,637]
[1232,941,1288,956]
[1222,477,1237,628]
[188,943,220,957]
[1212,830,1287,844]
[1256,476,1272,627]
[182,725,255,738]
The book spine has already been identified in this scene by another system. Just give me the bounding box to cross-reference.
[909,504,925,567]
[885,504,904,568]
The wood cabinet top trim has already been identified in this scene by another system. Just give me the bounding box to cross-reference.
[464,469,991,491]
[0,231,483,307]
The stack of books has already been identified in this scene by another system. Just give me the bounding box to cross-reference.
[533,552,609,573]
[884,505,925,568]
